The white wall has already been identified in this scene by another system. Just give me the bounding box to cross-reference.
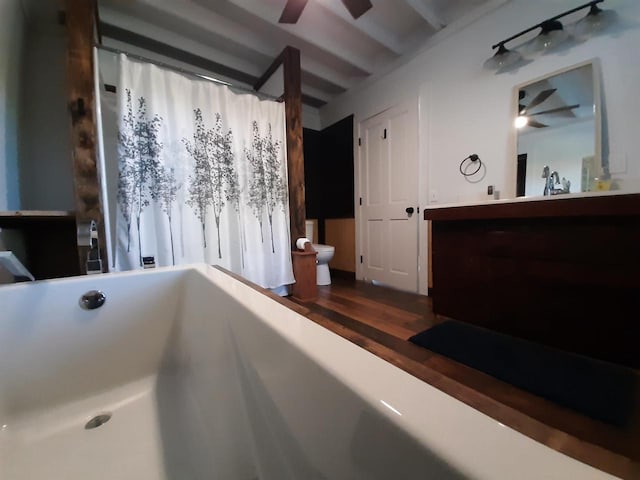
[322,0,640,202]
[18,17,75,210]
[0,0,25,210]
[320,0,640,294]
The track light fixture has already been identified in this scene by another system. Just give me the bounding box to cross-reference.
[531,19,569,52]
[484,0,614,70]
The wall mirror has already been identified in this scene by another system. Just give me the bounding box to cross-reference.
[515,60,602,197]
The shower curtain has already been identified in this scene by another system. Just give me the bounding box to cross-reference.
[113,55,294,290]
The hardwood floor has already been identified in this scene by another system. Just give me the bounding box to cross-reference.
[313,279,437,338]
[289,276,640,479]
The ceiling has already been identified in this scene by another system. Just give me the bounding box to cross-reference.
[94,0,505,109]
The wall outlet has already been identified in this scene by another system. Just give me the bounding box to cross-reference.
[430,190,438,203]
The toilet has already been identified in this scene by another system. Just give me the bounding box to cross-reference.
[305,220,335,286]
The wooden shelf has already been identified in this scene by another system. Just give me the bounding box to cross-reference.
[0,210,75,217]
[0,210,76,228]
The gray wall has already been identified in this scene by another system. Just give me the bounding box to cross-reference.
[19,17,74,211]
[0,0,25,211]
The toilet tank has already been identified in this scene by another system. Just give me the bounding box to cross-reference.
[305,220,314,243]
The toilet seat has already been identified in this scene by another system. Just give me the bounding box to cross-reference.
[312,244,335,254]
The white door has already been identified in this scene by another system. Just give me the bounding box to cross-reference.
[359,101,419,292]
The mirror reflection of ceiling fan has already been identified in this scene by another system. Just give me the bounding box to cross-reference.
[518,88,580,128]
[279,0,372,23]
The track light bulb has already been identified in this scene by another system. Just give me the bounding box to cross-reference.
[483,44,522,70]
[575,3,617,37]
[531,20,569,52]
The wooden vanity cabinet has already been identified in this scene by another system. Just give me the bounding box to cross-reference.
[424,194,640,369]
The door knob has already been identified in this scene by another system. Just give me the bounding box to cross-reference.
[405,207,415,214]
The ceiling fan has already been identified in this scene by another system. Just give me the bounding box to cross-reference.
[518,88,579,128]
[279,0,372,23]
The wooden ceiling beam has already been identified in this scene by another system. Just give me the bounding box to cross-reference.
[225,0,375,75]
[101,3,350,99]
[100,23,328,108]
[318,0,404,55]
[99,7,263,77]
[299,58,353,93]
[300,84,333,105]
[101,23,257,84]
[101,2,353,93]
[402,0,446,30]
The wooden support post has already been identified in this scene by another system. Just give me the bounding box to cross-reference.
[65,0,108,273]
[282,46,305,246]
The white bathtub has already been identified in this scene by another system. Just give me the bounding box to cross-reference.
[0,265,616,479]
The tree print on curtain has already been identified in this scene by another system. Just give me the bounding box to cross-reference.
[183,109,239,259]
[226,149,245,269]
[117,89,164,266]
[151,165,180,265]
[246,121,288,253]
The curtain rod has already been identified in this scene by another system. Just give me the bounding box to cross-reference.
[94,44,282,102]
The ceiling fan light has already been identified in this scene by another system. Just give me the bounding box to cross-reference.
[575,5,617,37]
[531,20,569,52]
[515,116,528,128]
[483,44,522,70]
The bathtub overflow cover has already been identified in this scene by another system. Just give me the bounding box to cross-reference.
[85,413,112,430]
[80,290,106,310]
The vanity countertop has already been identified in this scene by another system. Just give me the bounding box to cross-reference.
[423,191,640,221]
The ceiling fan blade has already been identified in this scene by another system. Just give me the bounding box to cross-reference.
[529,104,580,116]
[341,0,372,19]
[522,88,557,113]
[279,0,309,23]
[528,119,548,128]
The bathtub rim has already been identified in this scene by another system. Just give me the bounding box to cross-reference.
[202,265,626,479]
[212,266,634,479]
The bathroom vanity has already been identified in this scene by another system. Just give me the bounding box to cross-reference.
[424,193,640,369]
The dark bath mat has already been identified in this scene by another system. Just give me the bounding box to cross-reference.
[409,320,638,427]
